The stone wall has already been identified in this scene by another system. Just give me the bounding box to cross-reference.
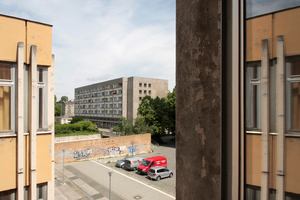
[54,133,151,163]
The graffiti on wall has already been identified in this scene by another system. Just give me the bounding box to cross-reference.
[127,145,138,153]
[73,149,92,160]
[108,147,120,155]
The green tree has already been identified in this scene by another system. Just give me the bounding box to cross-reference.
[70,117,83,124]
[137,87,176,135]
[113,117,133,135]
[133,117,151,134]
[55,104,62,116]
[60,96,68,102]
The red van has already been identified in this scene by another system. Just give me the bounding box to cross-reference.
[137,156,167,174]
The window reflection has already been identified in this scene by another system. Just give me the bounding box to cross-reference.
[246,0,300,18]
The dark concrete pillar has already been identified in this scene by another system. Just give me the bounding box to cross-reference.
[176,0,221,199]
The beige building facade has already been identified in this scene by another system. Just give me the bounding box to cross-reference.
[0,15,55,199]
[74,77,168,128]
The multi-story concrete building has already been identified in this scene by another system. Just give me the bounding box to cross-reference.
[0,15,54,199]
[74,77,168,128]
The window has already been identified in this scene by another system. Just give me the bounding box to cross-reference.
[148,83,151,87]
[144,90,147,94]
[245,62,261,131]
[286,57,300,131]
[0,63,14,132]
[37,183,47,200]
[0,189,16,200]
[139,83,142,87]
[149,90,151,95]
[37,67,48,130]
[139,90,142,94]
[139,97,142,101]
[144,83,147,87]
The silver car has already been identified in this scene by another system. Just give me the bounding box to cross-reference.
[147,166,173,181]
[115,157,130,168]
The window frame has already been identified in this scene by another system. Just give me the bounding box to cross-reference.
[0,62,16,135]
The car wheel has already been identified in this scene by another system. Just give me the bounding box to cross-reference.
[156,176,161,181]
[169,173,173,178]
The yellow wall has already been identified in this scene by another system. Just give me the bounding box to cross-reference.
[246,134,262,186]
[36,134,52,183]
[246,7,300,62]
[285,137,300,194]
[55,134,151,163]
[247,134,300,194]
[0,15,52,66]
[0,137,16,191]
[26,22,52,66]
[246,15,273,62]
[0,16,25,62]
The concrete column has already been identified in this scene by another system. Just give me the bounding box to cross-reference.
[176,0,221,199]
[47,54,55,199]
[261,39,270,200]
[29,45,37,200]
[276,35,285,200]
[17,42,24,200]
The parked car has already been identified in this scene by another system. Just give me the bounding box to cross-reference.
[115,158,128,168]
[137,156,167,174]
[124,157,144,171]
[147,166,173,181]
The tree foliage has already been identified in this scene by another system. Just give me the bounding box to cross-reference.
[137,87,176,135]
[60,96,69,102]
[55,104,62,116]
[113,117,133,135]
[70,117,84,124]
[55,120,98,135]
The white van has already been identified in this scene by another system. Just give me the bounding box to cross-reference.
[124,157,144,171]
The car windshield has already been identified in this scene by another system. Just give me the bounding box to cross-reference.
[141,160,150,166]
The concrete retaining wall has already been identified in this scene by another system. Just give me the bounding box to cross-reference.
[54,133,151,163]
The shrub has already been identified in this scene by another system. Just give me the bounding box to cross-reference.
[55,124,71,135]
[68,123,83,132]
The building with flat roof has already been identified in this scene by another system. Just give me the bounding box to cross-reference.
[0,14,55,199]
[74,76,168,128]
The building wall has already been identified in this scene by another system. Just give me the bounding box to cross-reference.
[246,7,300,61]
[75,76,168,126]
[0,137,16,191]
[0,15,52,65]
[0,14,54,199]
[54,133,151,163]
[245,6,300,197]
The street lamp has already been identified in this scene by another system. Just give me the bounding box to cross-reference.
[107,169,114,200]
[62,148,66,184]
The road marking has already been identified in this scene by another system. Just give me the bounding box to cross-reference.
[91,160,175,199]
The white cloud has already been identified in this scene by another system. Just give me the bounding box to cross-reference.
[0,0,176,99]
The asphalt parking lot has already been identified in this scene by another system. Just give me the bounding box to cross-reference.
[103,136,176,196]
[55,135,176,199]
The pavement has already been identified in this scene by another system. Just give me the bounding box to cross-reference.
[55,135,175,200]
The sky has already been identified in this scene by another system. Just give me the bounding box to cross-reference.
[0,0,176,100]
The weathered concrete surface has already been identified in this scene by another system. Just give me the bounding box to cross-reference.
[176,0,221,199]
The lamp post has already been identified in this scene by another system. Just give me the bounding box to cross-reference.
[62,148,66,184]
[107,169,113,200]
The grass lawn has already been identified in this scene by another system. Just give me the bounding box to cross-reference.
[55,132,101,137]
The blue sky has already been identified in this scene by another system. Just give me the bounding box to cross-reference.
[0,0,176,100]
